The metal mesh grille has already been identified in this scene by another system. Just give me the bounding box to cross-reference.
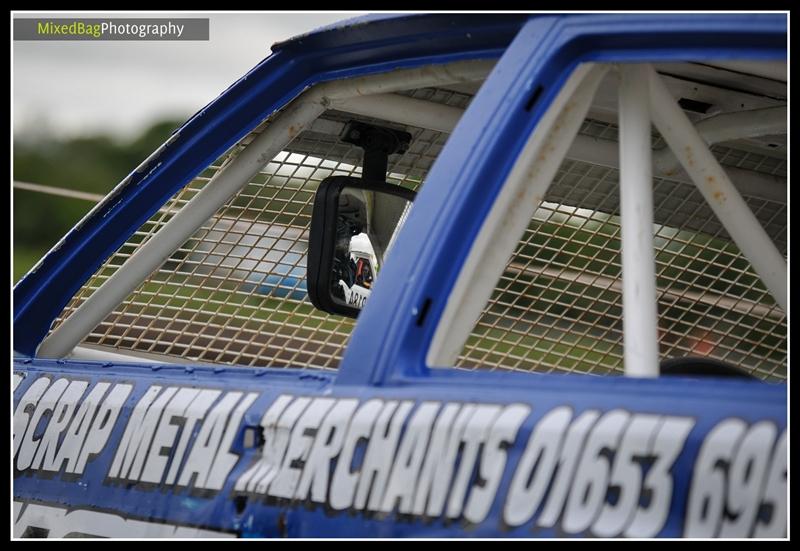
[456,121,787,381]
[711,143,787,177]
[48,89,466,369]
[49,77,786,380]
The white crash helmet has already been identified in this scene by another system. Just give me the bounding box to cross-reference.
[348,233,378,288]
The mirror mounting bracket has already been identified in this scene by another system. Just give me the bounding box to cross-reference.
[340,121,412,181]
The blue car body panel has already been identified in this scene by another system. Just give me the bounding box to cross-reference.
[12,360,787,537]
[13,13,787,538]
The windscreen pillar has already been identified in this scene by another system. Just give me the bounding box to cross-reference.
[618,64,660,378]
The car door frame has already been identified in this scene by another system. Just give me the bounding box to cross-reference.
[337,13,788,390]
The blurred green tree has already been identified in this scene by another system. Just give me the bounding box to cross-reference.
[13,118,186,281]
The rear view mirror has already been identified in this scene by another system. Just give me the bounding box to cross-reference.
[308,176,416,318]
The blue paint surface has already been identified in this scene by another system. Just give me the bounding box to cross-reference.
[13,359,787,537]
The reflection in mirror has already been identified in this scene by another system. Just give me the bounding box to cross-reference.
[308,176,416,318]
[331,187,413,311]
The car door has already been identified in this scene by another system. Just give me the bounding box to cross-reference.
[336,13,787,538]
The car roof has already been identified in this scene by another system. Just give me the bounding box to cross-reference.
[270,13,529,55]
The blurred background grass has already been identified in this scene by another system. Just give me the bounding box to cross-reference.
[13,118,185,282]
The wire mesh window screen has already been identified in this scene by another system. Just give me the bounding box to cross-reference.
[47,87,473,369]
[455,118,787,381]
[47,76,785,380]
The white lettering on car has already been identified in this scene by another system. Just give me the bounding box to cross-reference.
[13,379,786,536]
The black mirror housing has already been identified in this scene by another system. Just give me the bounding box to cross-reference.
[308,175,416,318]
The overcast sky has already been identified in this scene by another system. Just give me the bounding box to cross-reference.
[13,12,368,140]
